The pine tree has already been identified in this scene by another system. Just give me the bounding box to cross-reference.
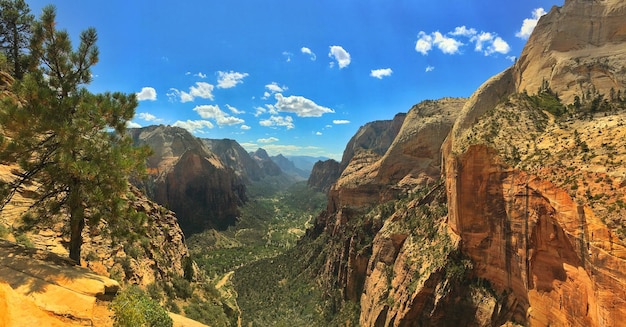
[0,0,34,79]
[0,5,150,262]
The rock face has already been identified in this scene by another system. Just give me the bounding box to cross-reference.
[0,240,118,326]
[307,159,340,193]
[308,1,626,325]
[203,138,264,182]
[271,154,308,180]
[514,0,626,103]
[339,113,406,171]
[251,148,282,177]
[129,125,246,234]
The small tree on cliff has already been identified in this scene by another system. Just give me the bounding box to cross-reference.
[0,5,150,262]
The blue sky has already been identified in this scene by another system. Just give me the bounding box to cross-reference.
[28,0,560,160]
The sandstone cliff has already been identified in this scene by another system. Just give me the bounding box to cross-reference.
[307,159,341,193]
[307,1,626,325]
[130,125,246,234]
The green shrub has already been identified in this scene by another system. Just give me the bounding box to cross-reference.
[110,285,172,327]
[172,275,194,299]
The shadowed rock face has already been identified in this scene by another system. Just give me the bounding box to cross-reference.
[307,159,340,193]
[251,148,282,177]
[203,138,264,182]
[129,125,246,234]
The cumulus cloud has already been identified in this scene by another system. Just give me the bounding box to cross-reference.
[173,120,214,134]
[283,51,293,62]
[258,137,279,143]
[474,32,510,55]
[274,94,334,117]
[328,46,351,69]
[370,68,393,79]
[333,120,350,124]
[516,8,547,39]
[127,121,141,128]
[193,72,207,79]
[136,87,157,101]
[263,82,288,99]
[137,112,162,122]
[301,47,317,60]
[415,32,433,55]
[416,27,510,57]
[193,104,245,126]
[315,131,322,136]
[259,115,295,129]
[168,82,215,103]
[226,104,244,115]
[415,31,463,55]
[240,124,251,130]
[217,71,249,89]
[450,26,477,37]
[425,65,435,72]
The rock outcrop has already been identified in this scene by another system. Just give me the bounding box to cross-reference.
[271,154,309,180]
[0,240,118,326]
[307,159,341,193]
[514,0,626,103]
[203,138,264,182]
[251,148,282,177]
[129,125,246,234]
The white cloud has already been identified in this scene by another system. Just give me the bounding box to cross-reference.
[416,31,462,55]
[168,82,215,103]
[474,32,510,55]
[173,120,214,134]
[127,121,141,128]
[193,104,244,126]
[506,56,517,62]
[266,82,287,94]
[516,8,547,39]
[194,72,207,79]
[240,124,251,130]
[259,115,294,129]
[415,32,433,55]
[258,137,279,143]
[274,93,334,117]
[370,68,393,79]
[301,47,317,60]
[328,46,351,69]
[425,65,435,72]
[226,104,244,115]
[450,26,477,37]
[433,31,463,54]
[137,112,163,122]
[315,131,322,136]
[283,51,293,62]
[217,71,249,89]
[136,87,157,101]
[333,120,350,124]
[254,106,267,117]
[417,27,510,57]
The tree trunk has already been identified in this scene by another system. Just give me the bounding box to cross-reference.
[68,180,85,263]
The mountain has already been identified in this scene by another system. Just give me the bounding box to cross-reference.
[283,1,626,325]
[271,154,308,180]
[250,148,282,177]
[307,159,340,193]
[202,138,264,182]
[286,155,330,175]
[129,125,246,234]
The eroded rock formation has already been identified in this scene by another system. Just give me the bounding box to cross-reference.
[308,159,340,193]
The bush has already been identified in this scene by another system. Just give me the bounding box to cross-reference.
[110,285,172,327]
[172,275,194,299]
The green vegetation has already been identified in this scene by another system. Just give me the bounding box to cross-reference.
[110,286,172,327]
[529,80,566,117]
[0,4,151,262]
[189,181,326,277]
